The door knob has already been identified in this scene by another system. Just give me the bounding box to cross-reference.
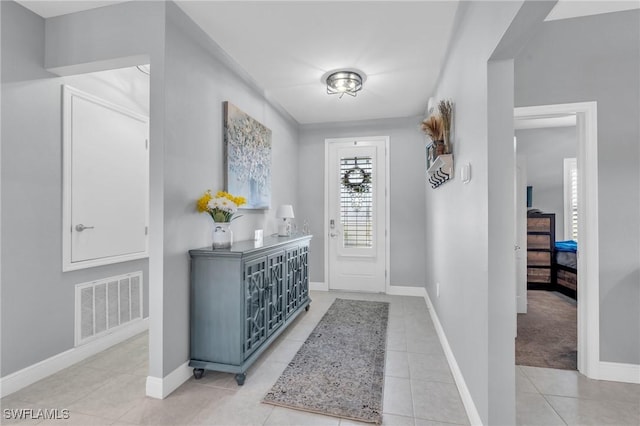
[75,224,95,232]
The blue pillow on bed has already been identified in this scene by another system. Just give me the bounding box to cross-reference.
[555,240,577,252]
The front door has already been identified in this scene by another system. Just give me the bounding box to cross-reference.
[326,137,387,292]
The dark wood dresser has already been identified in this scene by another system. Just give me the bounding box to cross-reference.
[526,213,555,289]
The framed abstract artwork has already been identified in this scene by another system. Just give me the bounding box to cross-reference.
[224,101,272,209]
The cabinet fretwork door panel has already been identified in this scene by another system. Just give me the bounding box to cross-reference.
[244,257,267,358]
[298,245,309,305]
[285,247,300,318]
[266,252,285,337]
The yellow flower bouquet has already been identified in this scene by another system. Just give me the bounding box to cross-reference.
[197,190,247,223]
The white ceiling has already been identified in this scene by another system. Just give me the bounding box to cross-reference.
[16,0,640,124]
[16,1,125,18]
[17,0,460,124]
[546,0,640,21]
[174,1,459,124]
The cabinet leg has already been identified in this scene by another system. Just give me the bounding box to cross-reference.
[235,373,246,386]
[305,304,310,311]
[193,368,205,380]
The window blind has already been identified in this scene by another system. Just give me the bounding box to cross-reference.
[564,158,578,241]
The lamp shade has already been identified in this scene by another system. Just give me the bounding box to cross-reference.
[276,204,295,219]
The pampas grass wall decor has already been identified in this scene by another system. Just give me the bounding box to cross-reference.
[438,99,453,154]
[420,115,443,141]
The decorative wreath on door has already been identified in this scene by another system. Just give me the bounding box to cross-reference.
[342,159,371,193]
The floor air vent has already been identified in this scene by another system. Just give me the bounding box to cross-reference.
[75,271,143,346]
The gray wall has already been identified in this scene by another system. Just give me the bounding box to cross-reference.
[516,126,577,239]
[1,2,150,377]
[4,0,301,382]
[43,0,168,379]
[515,9,640,365]
[298,117,427,288]
[159,2,300,374]
[424,2,530,424]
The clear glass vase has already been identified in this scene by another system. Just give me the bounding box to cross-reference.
[444,130,451,154]
[212,222,233,249]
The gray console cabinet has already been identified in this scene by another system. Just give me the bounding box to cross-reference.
[189,235,311,385]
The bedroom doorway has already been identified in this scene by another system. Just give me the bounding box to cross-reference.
[513,102,600,377]
[514,117,578,370]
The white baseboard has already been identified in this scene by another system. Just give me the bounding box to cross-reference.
[423,290,483,426]
[146,361,191,399]
[311,283,427,296]
[309,281,328,291]
[597,361,640,384]
[0,318,149,398]
[386,285,428,298]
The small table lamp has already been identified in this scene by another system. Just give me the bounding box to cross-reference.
[276,204,295,236]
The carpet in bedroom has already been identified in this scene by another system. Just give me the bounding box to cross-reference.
[516,290,577,370]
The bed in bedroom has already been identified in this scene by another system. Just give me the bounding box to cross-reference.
[555,240,577,298]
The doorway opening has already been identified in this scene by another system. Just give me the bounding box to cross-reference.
[514,114,578,370]
[60,63,151,395]
[514,102,600,377]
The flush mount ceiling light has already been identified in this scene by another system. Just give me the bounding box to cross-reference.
[324,70,365,98]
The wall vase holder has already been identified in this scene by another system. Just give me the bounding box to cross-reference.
[427,154,453,189]
[212,222,233,249]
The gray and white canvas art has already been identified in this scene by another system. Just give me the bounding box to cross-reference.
[224,101,271,209]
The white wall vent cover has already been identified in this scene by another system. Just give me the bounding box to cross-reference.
[75,271,143,346]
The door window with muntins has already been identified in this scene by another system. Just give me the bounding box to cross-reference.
[340,156,373,249]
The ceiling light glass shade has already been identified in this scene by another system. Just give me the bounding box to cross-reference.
[326,71,363,98]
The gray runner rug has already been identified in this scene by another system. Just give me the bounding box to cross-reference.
[263,298,389,424]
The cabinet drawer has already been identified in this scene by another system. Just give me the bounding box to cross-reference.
[528,217,552,232]
[527,234,551,250]
[527,268,551,283]
[557,269,577,290]
[527,251,551,266]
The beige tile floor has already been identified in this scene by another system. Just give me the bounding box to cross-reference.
[516,364,640,426]
[2,291,638,426]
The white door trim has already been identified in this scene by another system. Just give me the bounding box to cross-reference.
[514,102,599,379]
[324,136,390,293]
[62,84,150,271]
[515,154,528,315]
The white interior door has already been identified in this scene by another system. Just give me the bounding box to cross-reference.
[515,154,528,314]
[326,137,387,292]
[63,85,149,270]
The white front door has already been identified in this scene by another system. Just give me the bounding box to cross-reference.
[326,137,387,292]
